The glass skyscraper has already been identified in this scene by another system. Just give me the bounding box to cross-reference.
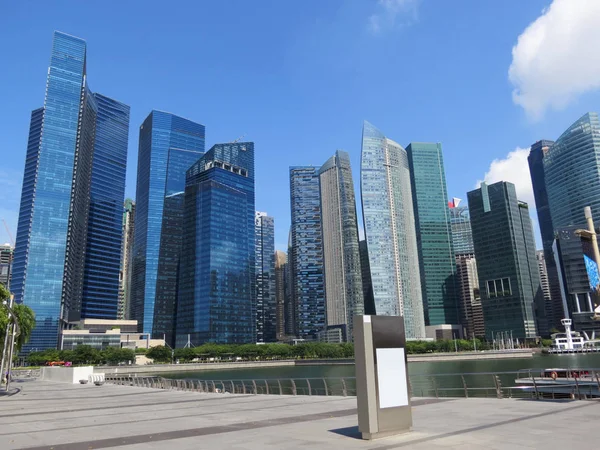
[82,94,130,319]
[130,111,205,345]
[319,150,364,341]
[289,166,326,340]
[119,199,135,319]
[467,181,542,340]
[274,250,288,339]
[0,244,13,288]
[176,143,255,346]
[449,200,474,255]
[255,212,276,343]
[12,32,128,350]
[360,121,426,339]
[406,142,459,326]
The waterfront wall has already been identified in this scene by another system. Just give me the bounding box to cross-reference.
[98,360,296,374]
[40,366,94,383]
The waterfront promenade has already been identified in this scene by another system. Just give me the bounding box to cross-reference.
[0,379,598,449]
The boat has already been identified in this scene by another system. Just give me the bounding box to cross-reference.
[546,318,600,354]
[515,368,600,399]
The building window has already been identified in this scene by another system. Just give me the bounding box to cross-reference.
[486,278,512,298]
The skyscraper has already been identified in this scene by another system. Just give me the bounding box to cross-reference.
[130,111,205,345]
[12,32,127,350]
[360,121,426,339]
[119,199,135,320]
[274,250,288,339]
[406,142,459,326]
[449,199,474,255]
[467,181,542,340]
[176,142,255,346]
[455,253,484,339]
[536,250,553,323]
[0,244,13,288]
[289,166,325,340]
[81,94,130,319]
[528,140,562,331]
[255,212,276,343]
[319,150,364,342]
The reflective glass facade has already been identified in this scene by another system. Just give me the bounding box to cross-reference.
[274,250,288,339]
[449,203,474,255]
[319,150,364,341]
[0,244,13,288]
[289,166,326,340]
[176,143,255,346]
[119,199,135,319]
[255,212,276,343]
[12,32,96,351]
[360,121,425,339]
[407,143,459,326]
[82,94,130,319]
[130,111,205,344]
[468,182,541,339]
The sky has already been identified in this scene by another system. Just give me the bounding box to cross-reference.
[2,0,600,251]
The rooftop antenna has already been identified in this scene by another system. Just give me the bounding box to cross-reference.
[231,133,246,143]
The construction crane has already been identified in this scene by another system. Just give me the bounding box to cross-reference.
[231,133,246,144]
[2,219,15,247]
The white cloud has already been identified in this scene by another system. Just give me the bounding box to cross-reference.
[508,0,600,119]
[477,147,534,207]
[368,0,420,34]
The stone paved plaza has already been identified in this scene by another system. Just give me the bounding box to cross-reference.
[0,379,598,449]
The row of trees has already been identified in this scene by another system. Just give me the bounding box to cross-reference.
[405,338,492,354]
[0,285,36,354]
[28,346,135,366]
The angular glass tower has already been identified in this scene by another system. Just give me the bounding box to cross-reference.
[130,111,205,345]
[360,121,426,339]
[12,32,100,350]
[82,94,130,319]
[176,143,255,346]
[406,142,459,326]
[255,212,276,343]
[289,166,326,340]
[449,200,474,255]
[467,182,542,340]
[319,150,364,341]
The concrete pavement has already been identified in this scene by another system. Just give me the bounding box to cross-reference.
[0,379,598,449]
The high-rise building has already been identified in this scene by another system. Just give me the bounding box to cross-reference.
[285,228,296,337]
[82,94,130,320]
[406,142,459,326]
[467,181,542,340]
[536,250,553,325]
[130,111,205,346]
[255,212,276,343]
[449,199,474,255]
[0,244,13,288]
[360,121,426,339]
[289,166,325,340]
[528,140,562,331]
[319,150,364,342]
[274,250,288,339]
[176,142,255,346]
[12,32,128,350]
[455,253,484,338]
[119,199,135,319]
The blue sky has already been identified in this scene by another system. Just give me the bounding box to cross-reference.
[2,0,600,250]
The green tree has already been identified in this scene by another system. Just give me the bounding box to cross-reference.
[174,347,196,362]
[0,285,36,353]
[102,347,135,365]
[146,345,172,363]
[72,345,101,365]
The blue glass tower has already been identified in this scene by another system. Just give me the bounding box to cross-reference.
[449,201,474,255]
[289,166,326,340]
[81,94,130,319]
[12,32,98,350]
[130,111,205,345]
[176,143,255,346]
[255,212,276,343]
[360,121,426,339]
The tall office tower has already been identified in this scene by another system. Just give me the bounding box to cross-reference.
[359,240,375,315]
[535,250,553,323]
[360,121,426,339]
[130,111,205,346]
[406,142,459,326]
[449,199,474,255]
[285,229,296,337]
[0,244,13,288]
[255,212,276,343]
[274,250,288,339]
[118,199,135,319]
[11,32,113,350]
[176,143,255,346]
[289,166,326,340]
[455,254,484,338]
[528,140,562,330]
[467,181,543,340]
[81,94,130,319]
[318,150,364,342]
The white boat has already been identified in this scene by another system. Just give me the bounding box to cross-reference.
[515,368,600,399]
[546,318,600,354]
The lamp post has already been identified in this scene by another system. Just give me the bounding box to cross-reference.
[0,294,20,391]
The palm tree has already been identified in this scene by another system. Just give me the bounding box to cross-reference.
[0,285,36,352]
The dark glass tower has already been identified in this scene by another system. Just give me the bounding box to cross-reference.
[130,111,205,345]
[289,166,325,340]
[81,94,130,319]
[255,212,276,343]
[406,142,459,326]
[176,143,255,346]
[467,181,542,340]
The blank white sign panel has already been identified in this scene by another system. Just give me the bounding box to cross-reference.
[376,348,409,409]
